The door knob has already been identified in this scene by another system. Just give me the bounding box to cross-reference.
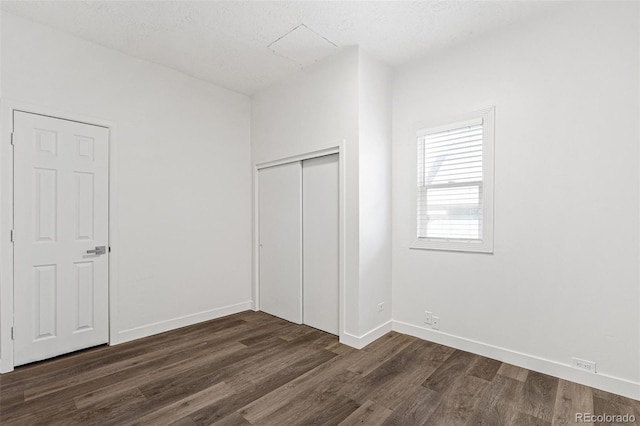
[86,246,106,255]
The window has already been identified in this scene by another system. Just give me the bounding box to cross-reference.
[412,107,494,253]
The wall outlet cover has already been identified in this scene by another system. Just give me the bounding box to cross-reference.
[432,315,440,330]
[572,357,596,373]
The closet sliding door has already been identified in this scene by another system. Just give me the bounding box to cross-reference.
[258,162,302,324]
[258,154,339,334]
[302,154,339,335]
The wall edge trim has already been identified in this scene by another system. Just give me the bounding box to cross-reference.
[392,320,640,401]
[340,320,392,350]
[113,301,253,345]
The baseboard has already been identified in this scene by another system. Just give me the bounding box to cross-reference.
[114,301,253,345]
[0,357,14,374]
[340,320,393,350]
[392,320,640,401]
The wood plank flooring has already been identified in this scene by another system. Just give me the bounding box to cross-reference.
[1,311,638,425]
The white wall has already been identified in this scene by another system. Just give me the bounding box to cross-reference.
[392,2,640,398]
[358,51,392,335]
[1,13,252,355]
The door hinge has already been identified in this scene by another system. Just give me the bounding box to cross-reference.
[10,229,14,243]
[108,246,111,253]
[11,326,14,340]
[10,132,14,146]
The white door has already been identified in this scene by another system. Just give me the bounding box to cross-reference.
[302,155,339,335]
[13,111,109,366]
[258,162,302,323]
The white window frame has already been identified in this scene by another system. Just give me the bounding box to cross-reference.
[411,106,494,253]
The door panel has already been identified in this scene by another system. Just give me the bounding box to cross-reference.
[75,172,95,240]
[34,168,58,241]
[74,261,95,331]
[302,155,339,335]
[258,162,302,324]
[34,264,57,340]
[14,111,109,366]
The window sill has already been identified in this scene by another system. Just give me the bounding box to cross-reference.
[410,239,493,254]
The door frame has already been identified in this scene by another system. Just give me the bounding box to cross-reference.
[253,142,345,338]
[0,99,120,373]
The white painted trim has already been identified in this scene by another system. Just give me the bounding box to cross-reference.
[0,99,118,373]
[340,320,393,350]
[252,164,260,311]
[114,301,253,345]
[297,161,303,324]
[252,141,346,341]
[337,142,347,341]
[256,146,340,170]
[416,117,483,137]
[107,124,120,347]
[0,100,15,373]
[393,320,640,401]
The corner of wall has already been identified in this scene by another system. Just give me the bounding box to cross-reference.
[355,49,393,337]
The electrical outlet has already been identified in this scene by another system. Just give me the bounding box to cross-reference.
[424,311,433,325]
[572,357,596,373]
[378,302,385,312]
[432,316,440,330]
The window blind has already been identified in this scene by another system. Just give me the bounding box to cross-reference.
[417,120,484,240]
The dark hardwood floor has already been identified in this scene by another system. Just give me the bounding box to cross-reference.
[1,311,638,425]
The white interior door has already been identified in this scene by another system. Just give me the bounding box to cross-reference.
[13,111,109,366]
[258,162,302,323]
[302,154,339,335]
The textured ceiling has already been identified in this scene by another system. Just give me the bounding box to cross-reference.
[1,1,568,95]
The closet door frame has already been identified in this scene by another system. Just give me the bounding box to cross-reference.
[253,142,344,336]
